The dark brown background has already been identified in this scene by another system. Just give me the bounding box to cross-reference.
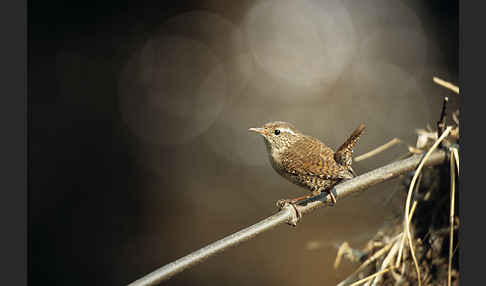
[29,0,458,285]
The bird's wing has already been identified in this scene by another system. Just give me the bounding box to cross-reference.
[281,136,353,180]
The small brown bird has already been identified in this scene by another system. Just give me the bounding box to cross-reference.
[249,121,365,207]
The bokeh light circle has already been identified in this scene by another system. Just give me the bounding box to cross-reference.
[245,0,357,88]
[160,10,252,104]
[118,36,227,145]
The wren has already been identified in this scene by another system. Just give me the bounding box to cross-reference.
[249,121,365,208]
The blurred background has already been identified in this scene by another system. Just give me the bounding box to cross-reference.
[28,0,458,285]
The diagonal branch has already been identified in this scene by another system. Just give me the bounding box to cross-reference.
[127,150,448,286]
[433,77,459,94]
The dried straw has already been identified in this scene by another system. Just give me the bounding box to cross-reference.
[401,126,453,286]
[448,150,457,286]
[348,267,395,286]
[433,77,459,94]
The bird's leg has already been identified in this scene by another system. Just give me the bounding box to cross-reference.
[289,194,313,204]
[309,189,336,206]
[312,188,336,207]
[312,189,337,206]
[278,189,337,208]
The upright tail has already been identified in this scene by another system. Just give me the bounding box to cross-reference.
[334,124,365,174]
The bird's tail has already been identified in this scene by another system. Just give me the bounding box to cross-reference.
[334,124,365,172]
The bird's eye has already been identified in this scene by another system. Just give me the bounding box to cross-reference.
[274,129,280,135]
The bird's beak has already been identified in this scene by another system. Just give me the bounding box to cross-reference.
[248,127,265,135]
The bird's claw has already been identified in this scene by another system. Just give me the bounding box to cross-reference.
[328,195,336,207]
[276,199,302,227]
[326,190,337,206]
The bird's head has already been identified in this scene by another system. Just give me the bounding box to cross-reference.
[249,121,301,155]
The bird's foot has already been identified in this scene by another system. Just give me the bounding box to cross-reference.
[276,199,302,226]
[327,190,337,207]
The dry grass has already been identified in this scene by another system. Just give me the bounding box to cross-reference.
[401,125,452,286]
[335,105,459,286]
[348,267,395,286]
[448,150,457,286]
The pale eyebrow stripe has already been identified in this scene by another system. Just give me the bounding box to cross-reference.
[278,127,297,135]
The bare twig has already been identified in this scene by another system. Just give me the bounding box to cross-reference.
[408,146,424,154]
[354,138,402,162]
[437,97,448,138]
[433,77,459,94]
[127,150,447,286]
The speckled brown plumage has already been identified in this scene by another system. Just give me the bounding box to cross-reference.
[334,123,366,176]
[249,121,365,205]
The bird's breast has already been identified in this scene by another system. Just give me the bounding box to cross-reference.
[268,151,286,174]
